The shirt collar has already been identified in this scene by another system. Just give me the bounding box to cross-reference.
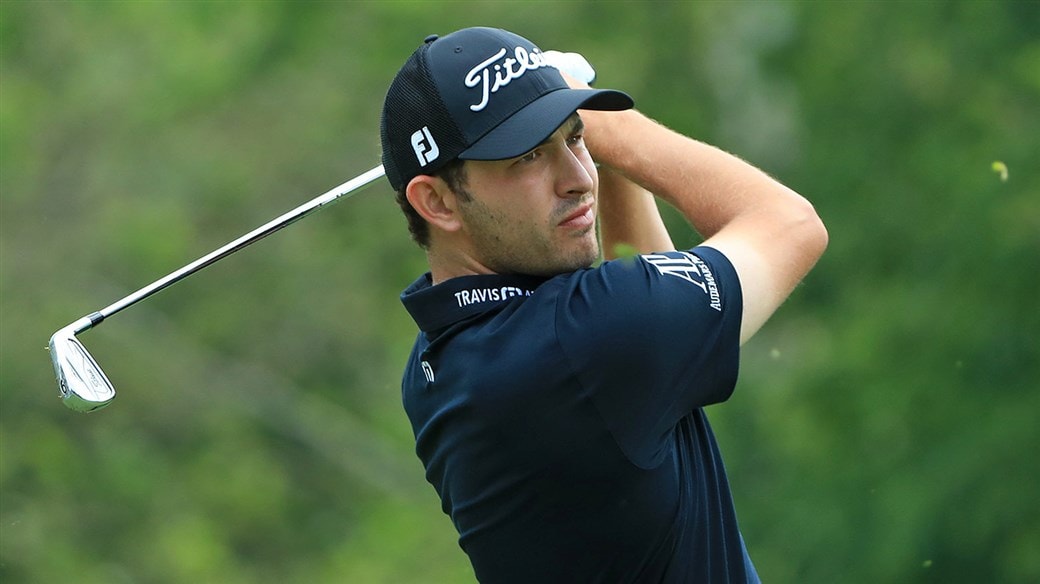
[401,272,548,332]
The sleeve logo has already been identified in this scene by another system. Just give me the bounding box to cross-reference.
[641,252,722,311]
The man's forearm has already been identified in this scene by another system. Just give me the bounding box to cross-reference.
[597,165,674,259]
[583,108,803,239]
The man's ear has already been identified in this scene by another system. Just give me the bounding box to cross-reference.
[405,175,463,234]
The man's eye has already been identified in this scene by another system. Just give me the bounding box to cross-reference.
[518,150,539,163]
[567,134,585,147]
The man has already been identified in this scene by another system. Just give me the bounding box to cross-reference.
[380,27,827,583]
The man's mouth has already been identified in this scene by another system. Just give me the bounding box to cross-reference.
[558,203,595,230]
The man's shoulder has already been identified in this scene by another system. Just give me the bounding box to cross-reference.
[542,246,739,325]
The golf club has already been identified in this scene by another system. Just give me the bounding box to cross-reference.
[48,50,597,413]
[49,165,386,412]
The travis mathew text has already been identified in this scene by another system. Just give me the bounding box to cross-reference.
[454,286,534,307]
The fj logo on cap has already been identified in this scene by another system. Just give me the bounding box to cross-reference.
[465,46,549,112]
[411,126,439,166]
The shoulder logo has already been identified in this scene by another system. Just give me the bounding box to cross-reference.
[642,252,722,311]
[411,126,439,166]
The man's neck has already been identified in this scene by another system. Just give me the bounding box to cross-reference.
[425,246,496,286]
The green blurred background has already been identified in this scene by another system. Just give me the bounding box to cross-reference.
[2,1,1037,582]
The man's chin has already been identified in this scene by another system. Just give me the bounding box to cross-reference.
[546,245,600,276]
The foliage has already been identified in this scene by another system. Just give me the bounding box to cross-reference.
[2,1,1037,582]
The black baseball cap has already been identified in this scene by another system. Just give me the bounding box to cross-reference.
[380,27,634,191]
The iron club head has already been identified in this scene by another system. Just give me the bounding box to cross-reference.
[49,321,115,412]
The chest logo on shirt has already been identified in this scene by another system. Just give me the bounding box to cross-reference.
[420,360,435,383]
[641,252,722,311]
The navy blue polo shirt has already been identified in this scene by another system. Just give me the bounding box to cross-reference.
[400,246,758,583]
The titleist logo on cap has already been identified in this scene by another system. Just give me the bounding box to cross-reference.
[465,46,550,112]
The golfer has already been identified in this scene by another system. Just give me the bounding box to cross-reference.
[380,27,827,583]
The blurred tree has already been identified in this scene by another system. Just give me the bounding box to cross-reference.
[2,1,1037,583]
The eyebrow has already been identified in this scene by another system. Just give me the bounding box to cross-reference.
[559,114,584,141]
[534,114,584,149]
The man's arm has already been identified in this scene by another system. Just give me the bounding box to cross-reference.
[547,67,673,259]
[597,165,674,259]
[582,107,828,345]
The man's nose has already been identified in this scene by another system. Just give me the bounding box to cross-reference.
[555,147,595,198]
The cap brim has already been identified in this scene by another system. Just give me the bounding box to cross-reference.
[458,88,633,161]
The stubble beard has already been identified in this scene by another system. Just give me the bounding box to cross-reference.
[458,191,600,277]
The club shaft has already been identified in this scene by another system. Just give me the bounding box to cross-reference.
[74,165,386,334]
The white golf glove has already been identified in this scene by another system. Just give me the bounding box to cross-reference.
[543,50,597,85]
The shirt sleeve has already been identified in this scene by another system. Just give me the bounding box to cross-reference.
[553,246,743,468]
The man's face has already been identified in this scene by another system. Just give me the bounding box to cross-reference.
[453,115,600,277]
